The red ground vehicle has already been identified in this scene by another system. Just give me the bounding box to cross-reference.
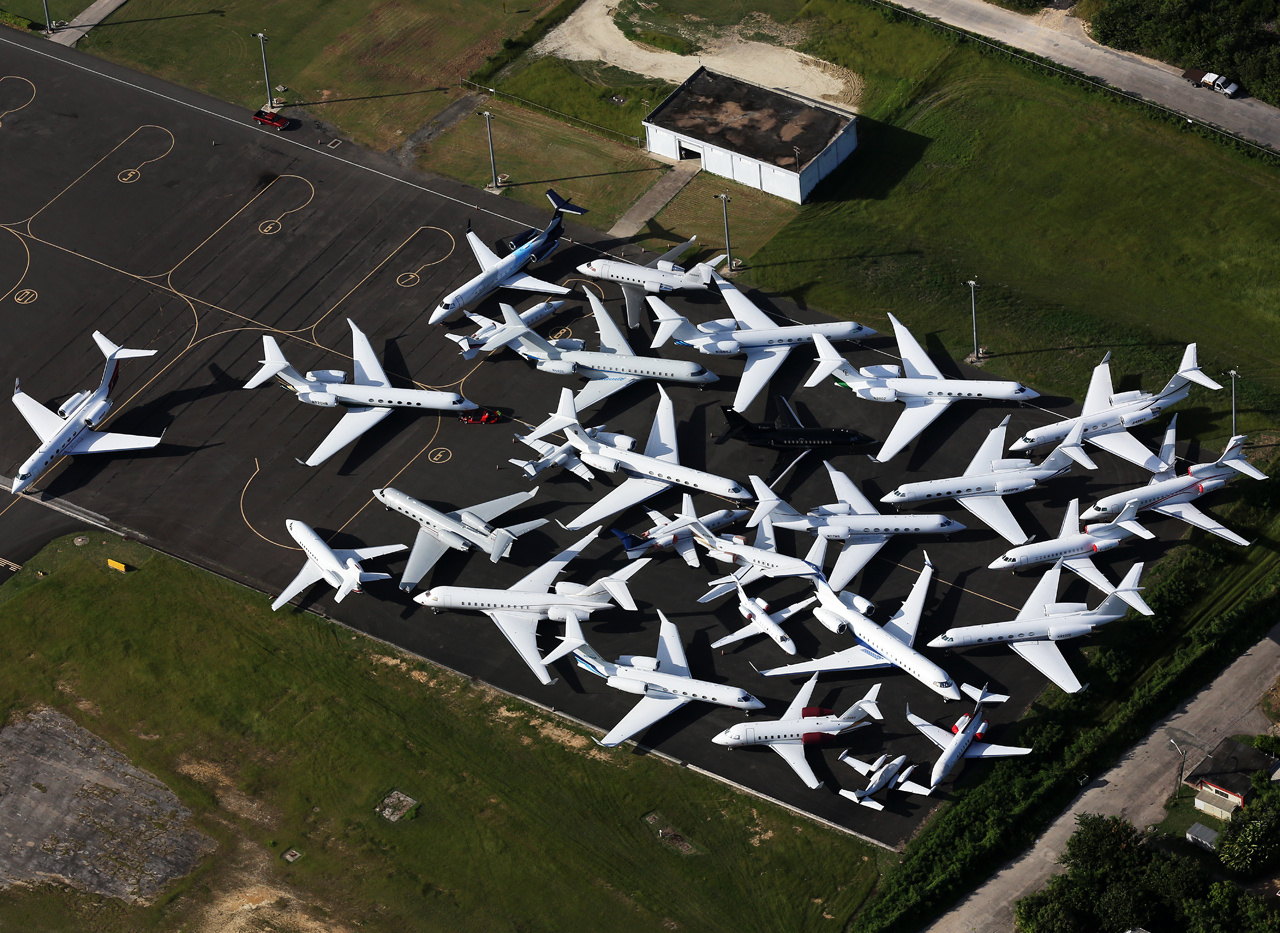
[460,407,501,424]
[252,110,289,130]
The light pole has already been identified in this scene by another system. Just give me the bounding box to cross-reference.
[41,1,52,35]
[1228,369,1239,435]
[481,111,498,189]
[967,279,979,361]
[250,33,273,111]
[1170,738,1188,798]
[712,193,732,271]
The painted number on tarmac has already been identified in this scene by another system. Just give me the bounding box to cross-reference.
[117,169,141,184]
[259,220,282,235]
[396,273,420,288]
[551,327,572,340]
[14,289,37,305]
[428,447,452,464]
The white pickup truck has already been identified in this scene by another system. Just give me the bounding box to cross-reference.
[1182,69,1240,97]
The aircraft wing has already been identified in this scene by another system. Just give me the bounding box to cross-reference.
[573,375,643,412]
[964,740,1032,759]
[824,462,878,514]
[512,526,598,592]
[715,273,774,330]
[620,284,646,330]
[348,320,390,387]
[873,399,951,463]
[458,489,538,525]
[271,558,328,611]
[466,229,503,270]
[643,388,680,462]
[827,538,888,591]
[63,429,164,456]
[770,743,821,790]
[486,610,554,686]
[1061,555,1115,597]
[962,418,1009,475]
[12,391,66,444]
[673,536,700,567]
[587,292,634,355]
[1154,501,1249,546]
[759,645,890,677]
[881,558,934,647]
[301,406,394,467]
[599,694,691,747]
[889,315,944,380]
[398,527,453,591]
[957,494,1028,545]
[781,673,819,720]
[501,271,572,295]
[1014,562,1064,621]
[906,708,954,750]
[655,617,690,678]
[1086,427,1166,471]
[1010,639,1082,694]
[733,347,791,413]
[565,477,668,531]
[1080,355,1115,416]
[649,235,697,268]
[333,543,407,563]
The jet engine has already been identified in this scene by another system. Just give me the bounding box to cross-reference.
[306,369,347,384]
[836,590,875,616]
[605,675,649,695]
[57,391,90,417]
[579,452,621,474]
[951,714,971,734]
[456,511,491,533]
[802,732,834,746]
[1047,622,1094,641]
[536,359,578,376]
[549,338,585,351]
[1120,409,1154,427]
[1087,536,1120,553]
[298,392,339,407]
[618,655,659,672]
[79,398,112,427]
[813,606,851,635]
[994,477,1037,496]
[859,386,899,403]
[702,340,741,356]
[655,260,683,274]
[1196,479,1227,495]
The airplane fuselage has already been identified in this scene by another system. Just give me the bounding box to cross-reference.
[884,462,1069,505]
[285,520,350,589]
[773,512,961,539]
[1011,389,1190,452]
[573,433,749,501]
[930,723,979,788]
[608,667,763,710]
[417,586,610,617]
[990,532,1122,571]
[737,427,872,450]
[433,225,559,321]
[13,397,102,494]
[929,612,1105,649]
[709,540,822,578]
[631,508,748,554]
[683,320,869,356]
[372,487,489,553]
[712,713,863,747]
[843,614,961,701]
[840,374,1036,404]
[577,259,707,293]
[535,349,715,385]
[284,377,476,412]
[1082,463,1235,520]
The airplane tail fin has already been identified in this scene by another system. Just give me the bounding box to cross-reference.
[583,558,651,611]
[802,534,829,572]
[960,682,1010,705]
[572,641,615,680]
[1052,421,1098,470]
[546,188,588,217]
[1159,343,1223,396]
[93,330,157,362]
[610,528,651,559]
[746,475,798,527]
[244,335,296,389]
[542,611,588,667]
[1099,561,1152,617]
[1216,435,1267,480]
[1111,498,1154,540]
[841,682,883,722]
[677,492,698,520]
[485,528,518,563]
[479,304,536,352]
[525,388,582,441]
[335,559,373,603]
[803,333,848,388]
[720,406,753,439]
[648,297,697,348]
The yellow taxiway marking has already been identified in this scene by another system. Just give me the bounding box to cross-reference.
[331,416,445,539]
[0,227,32,304]
[0,75,36,127]
[239,459,302,551]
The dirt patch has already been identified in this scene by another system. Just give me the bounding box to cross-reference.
[175,757,278,827]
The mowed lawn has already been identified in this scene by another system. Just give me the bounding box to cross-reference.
[0,536,880,933]
[417,101,669,229]
[79,0,556,150]
[2,1,96,24]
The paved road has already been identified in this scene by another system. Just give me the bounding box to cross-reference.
[881,0,1280,152]
[927,619,1280,933]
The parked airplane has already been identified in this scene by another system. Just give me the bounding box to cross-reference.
[573,611,765,747]
[430,190,586,323]
[445,299,565,360]
[649,273,874,412]
[576,235,725,328]
[692,515,832,603]
[760,556,964,702]
[478,293,718,410]
[414,528,648,686]
[1080,416,1266,545]
[512,386,751,530]
[271,519,406,611]
[1009,344,1221,470]
[907,684,1032,791]
[610,493,749,567]
[750,461,963,591]
[880,417,1095,544]
[243,320,477,467]
[989,499,1153,612]
[929,560,1148,693]
[710,582,817,655]
[372,486,547,591]
[712,676,883,789]
[10,330,164,495]
[838,752,931,809]
[805,317,1039,462]
[716,399,875,451]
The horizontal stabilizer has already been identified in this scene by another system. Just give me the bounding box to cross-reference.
[244,336,292,389]
[1175,343,1223,391]
[546,188,588,216]
[960,683,1009,705]
[93,330,157,360]
[804,333,848,387]
[838,789,883,810]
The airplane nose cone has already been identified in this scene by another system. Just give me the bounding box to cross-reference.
[987,557,1005,570]
[926,635,946,648]
[711,729,737,746]
[1080,506,1101,520]
[428,306,451,325]
[744,696,766,710]
[1019,386,1040,399]
[576,262,593,275]
[944,685,963,701]
[879,490,897,503]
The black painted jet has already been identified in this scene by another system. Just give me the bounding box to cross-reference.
[715,401,874,451]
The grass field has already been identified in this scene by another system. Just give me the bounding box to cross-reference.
[416,101,667,229]
[1,1,94,26]
[0,535,880,933]
[78,0,554,151]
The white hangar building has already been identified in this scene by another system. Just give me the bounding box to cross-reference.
[642,67,858,204]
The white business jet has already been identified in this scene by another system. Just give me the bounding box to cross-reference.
[649,273,874,412]
[1009,344,1221,469]
[805,317,1039,463]
[573,611,765,747]
[989,499,1152,612]
[1080,416,1265,545]
[610,493,749,567]
[512,386,750,530]
[880,417,1096,544]
[10,330,164,495]
[479,293,718,410]
[445,299,565,360]
[906,684,1032,791]
[430,189,586,323]
[760,557,964,702]
[244,320,477,467]
[372,486,547,591]
[838,751,932,810]
[712,676,883,789]
[929,560,1148,693]
[414,528,648,686]
[691,515,832,604]
[576,236,725,328]
[271,519,407,611]
[710,582,817,656]
[749,461,962,591]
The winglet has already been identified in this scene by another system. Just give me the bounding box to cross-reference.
[12,378,18,397]
[1218,435,1267,480]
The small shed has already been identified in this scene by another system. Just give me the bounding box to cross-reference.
[1185,738,1280,817]
[642,67,857,204]
[1185,822,1220,851]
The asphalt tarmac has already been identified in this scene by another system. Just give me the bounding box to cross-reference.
[0,30,1209,848]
